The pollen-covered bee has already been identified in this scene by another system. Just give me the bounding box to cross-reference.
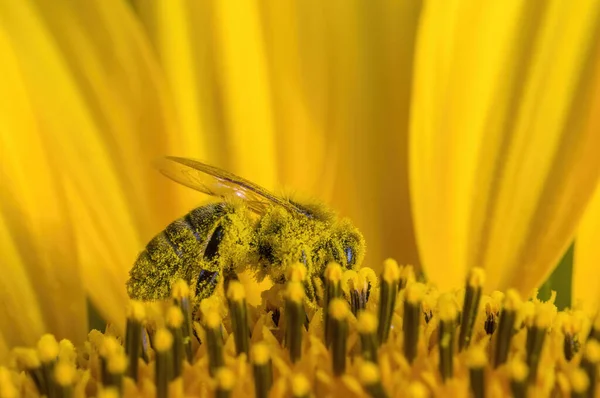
[127,157,365,305]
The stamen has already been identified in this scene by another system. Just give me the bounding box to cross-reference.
[588,313,600,341]
[570,368,590,398]
[166,306,185,377]
[97,388,119,398]
[53,361,75,398]
[399,264,415,291]
[562,313,582,362]
[38,334,59,398]
[359,267,377,303]
[407,382,428,398]
[359,361,388,398]
[525,303,553,383]
[580,339,600,397]
[287,262,307,283]
[215,367,235,398]
[252,343,273,398]
[204,310,225,376]
[466,346,487,398]
[290,373,310,398]
[0,366,18,398]
[437,293,458,382]
[171,279,195,362]
[226,281,250,357]
[285,282,305,363]
[508,359,528,398]
[324,263,343,347]
[377,259,400,344]
[357,311,379,363]
[328,298,349,375]
[105,351,127,392]
[11,348,43,394]
[492,289,521,367]
[124,301,145,381]
[58,340,76,364]
[403,283,425,364]
[154,328,174,398]
[458,268,485,351]
[98,336,120,387]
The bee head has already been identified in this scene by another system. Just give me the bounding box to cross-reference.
[330,219,366,270]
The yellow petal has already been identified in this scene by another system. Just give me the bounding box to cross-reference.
[0,23,86,352]
[410,0,600,294]
[574,183,600,314]
[0,0,179,328]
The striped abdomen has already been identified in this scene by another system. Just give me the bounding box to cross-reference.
[127,203,227,301]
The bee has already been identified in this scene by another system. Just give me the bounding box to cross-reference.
[127,156,365,306]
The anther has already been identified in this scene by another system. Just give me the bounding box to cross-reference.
[290,373,310,398]
[38,334,59,398]
[359,362,388,398]
[324,262,343,347]
[105,352,127,392]
[357,311,379,363]
[98,336,120,387]
[204,310,225,377]
[166,306,185,377]
[570,368,590,398]
[508,359,528,398]
[580,339,600,397]
[459,268,485,351]
[466,346,487,398]
[215,367,235,398]
[124,301,145,380]
[11,348,43,395]
[437,293,458,382]
[285,282,305,363]
[154,328,174,398]
[53,361,76,398]
[377,259,400,344]
[492,289,521,367]
[252,343,273,398]
[329,298,350,375]
[525,303,553,383]
[226,281,250,357]
[171,279,194,361]
[403,283,425,364]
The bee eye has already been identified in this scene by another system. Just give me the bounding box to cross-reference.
[345,246,355,267]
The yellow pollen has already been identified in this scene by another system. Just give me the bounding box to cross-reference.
[107,353,128,374]
[570,368,590,393]
[407,381,428,398]
[97,388,119,398]
[504,289,522,311]
[382,258,400,283]
[227,281,246,302]
[535,303,555,329]
[438,293,458,322]
[216,367,236,390]
[37,334,59,363]
[54,361,76,386]
[290,373,310,396]
[466,346,487,368]
[358,361,380,384]
[584,340,600,363]
[171,279,190,298]
[99,336,120,358]
[252,343,271,365]
[359,267,378,288]
[287,262,307,282]
[127,300,146,321]
[0,366,18,398]
[329,298,349,320]
[285,282,305,303]
[154,328,174,352]
[467,267,485,288]
[11,348,40,369]
[405,283,426,304]
[325,262,343,282]
[356,311,378,334]
[166,306,184,328]
[508,359,528,382]
[205,310,222,330]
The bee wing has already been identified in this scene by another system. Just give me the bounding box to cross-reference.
[156,156,309,216]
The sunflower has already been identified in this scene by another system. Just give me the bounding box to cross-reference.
[1,0,599,396]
